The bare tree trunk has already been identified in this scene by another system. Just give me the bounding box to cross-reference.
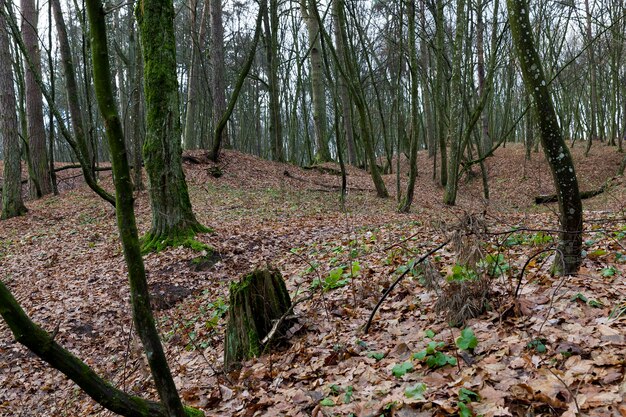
[300,0,331,162]
[21,0,51,198]
[261,0,283,161]
[434,0,448,187]
[332,0,356,166]
[584,0,598,157]
[183,0,208,150]
[0,2,27,219]
[210,0,230,152]
[399,0,419,213]
[443,0,467,205]
[476,0,491,153]
[508,0,583,275]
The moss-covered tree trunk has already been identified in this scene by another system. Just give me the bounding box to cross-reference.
[508,0,583,275]
[86,0,198,415]
[136,0,209,253]
[0,5,27,219]
[224,268,292,370]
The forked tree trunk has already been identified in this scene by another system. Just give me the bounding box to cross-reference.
[224,268,292,370]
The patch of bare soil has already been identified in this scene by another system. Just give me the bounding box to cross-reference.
[0,146,625,417]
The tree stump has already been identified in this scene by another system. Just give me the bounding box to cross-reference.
[224,267,292,370]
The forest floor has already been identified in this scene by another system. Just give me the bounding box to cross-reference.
[0,143,625,417]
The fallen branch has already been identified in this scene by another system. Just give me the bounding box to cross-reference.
[364,239,451,334]
[535,178,615,204]
[0,281,170,417]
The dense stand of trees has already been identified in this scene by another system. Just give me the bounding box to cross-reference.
[0,0,624,204]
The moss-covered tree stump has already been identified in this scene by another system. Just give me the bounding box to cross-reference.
[224,268,292,370]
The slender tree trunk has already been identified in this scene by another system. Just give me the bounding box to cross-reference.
[1,3,27,219]
[420,0,435,159]
[85,0,201,415]
[332,0,356,166]
[21,0,52,198]
[443,0,467,206]
[435,0,447,187]
[476,0,491,152]
[399,0,419,213]
[183,0,209,150]
[136,0,209,253]
[128,4,144,191]
[300,0,331,162]
[211,0,230,152]
[584,0,597,157]
[262,0,283,161]
[331,0,387,197]
[508,0,583,275]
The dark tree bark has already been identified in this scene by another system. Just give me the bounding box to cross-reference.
[398,0,419,213]
[21,0,51,198]
[508,0,583,275]
[136,0,209,253]
[0,1,27,219]
[211,0,231,152]
[261,0,284,162]
[332,0,356,166]
[183,0,209,150]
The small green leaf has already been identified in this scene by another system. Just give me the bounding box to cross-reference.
[588,299,604,308]
[329,384,341,394]
[456,327,478,351]
[588,249,608,258]
[571,292,588,303]
[367,351,385,361]
[404,383,427,399]
[527,339,547,353]
[458,388,481,403]
[458,401,474,417]
[424,329,436,339]
[320,398,335,406]
[391,361,414,378]
[413,350,427,360]
[601,266,617,277]
[343,386,354,403]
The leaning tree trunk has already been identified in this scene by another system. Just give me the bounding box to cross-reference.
[0,4,27,219]
[224,268,292,370]
[86,0,201,415]
[136,0,209,253]
[508,0,583,275]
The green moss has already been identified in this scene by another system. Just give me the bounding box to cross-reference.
[184,406,205,417]
[246,317,261,357]
[140,224,213,254]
